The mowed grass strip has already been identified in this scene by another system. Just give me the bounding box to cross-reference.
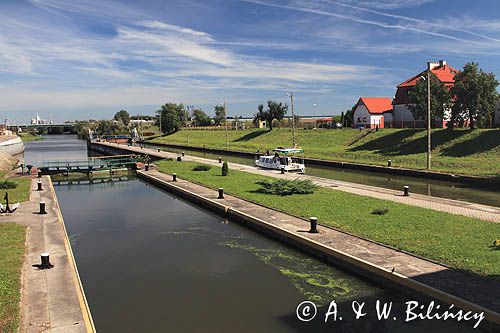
[151,128,500,177]
[0,223,26,333]
[0,174,32,203]
[156,160,500,280]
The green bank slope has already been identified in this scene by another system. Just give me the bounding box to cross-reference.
[151,128,500,177]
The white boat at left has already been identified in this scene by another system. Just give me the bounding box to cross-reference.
[255,148,305,173]
[0,135,25,156]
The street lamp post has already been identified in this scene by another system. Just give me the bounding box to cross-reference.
[287,92,296,148]
[221,101,228,150]
[420,71,432,170]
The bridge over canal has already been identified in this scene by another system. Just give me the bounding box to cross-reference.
[38,155,138,175]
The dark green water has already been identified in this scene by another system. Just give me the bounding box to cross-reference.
[22,136,494,332]
[142,143,500,207]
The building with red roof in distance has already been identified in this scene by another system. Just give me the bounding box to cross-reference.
[352,97,393,129]
[392,60,459,128]
[352,60,461,129]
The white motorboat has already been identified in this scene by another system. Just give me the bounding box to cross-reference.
[255,148,305,173]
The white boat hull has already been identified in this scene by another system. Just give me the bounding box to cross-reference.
[0,136,25,156]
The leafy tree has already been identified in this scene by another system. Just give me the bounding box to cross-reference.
[451,62,499,129]
[156,103,183,134]
[114,110,130,126]
[408,72,451,125]
[191,109,212,126]
[96,120,128,135]
[252,100,288,130]
[221,161,229,176]
[343,105,355,127]
[213,105,225,125]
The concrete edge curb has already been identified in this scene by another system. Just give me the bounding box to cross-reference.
[137,170,500,327]
[47,176,96,333]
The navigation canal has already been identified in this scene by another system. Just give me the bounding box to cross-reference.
[23,136,492,332]
[142,143,500,207]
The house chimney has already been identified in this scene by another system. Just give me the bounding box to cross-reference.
[439,60,447,67]
[427,61,440,70]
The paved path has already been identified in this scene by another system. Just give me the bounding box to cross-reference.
[100,142,500,223]
[141,169,500,325]
[0,177,94,332]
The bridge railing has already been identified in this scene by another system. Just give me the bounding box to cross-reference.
[39,155,137,169]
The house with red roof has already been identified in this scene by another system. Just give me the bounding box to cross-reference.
[392,60,459,128]
[352,97,393,129]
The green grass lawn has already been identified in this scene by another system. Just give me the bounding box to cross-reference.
[0,223,26,333]
[156,160,500,280]
[151,128,500,177]
[18,132,43,142]
[0,172,32,203]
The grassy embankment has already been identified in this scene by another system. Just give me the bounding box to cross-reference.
[0,171,31,203]
[151,128,500,177]
[0,223,26,332]
[18,132,43,142]
[156,159,500,281]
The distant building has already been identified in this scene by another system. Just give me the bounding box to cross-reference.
[352,97,393,129]
[392,60,459,128]
[31,113,47,125]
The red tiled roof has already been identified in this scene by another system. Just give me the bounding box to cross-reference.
[398,65,459,88]
[358,97,393,114]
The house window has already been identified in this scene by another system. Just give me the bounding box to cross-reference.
[363,117,367,123]
[357,118,361,122]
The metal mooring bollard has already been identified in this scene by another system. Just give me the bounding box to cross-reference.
[219,157,222,163]
[39,202,47,215]
[145,164,149,171]
[403,185,410,196]
[38,170,42,178]
[177,156,182,162]
[40,253,54,269]
[387,160,392,167]
[172,173,177,182]
[281,167,285,174]
[182,152,185,157]
[158,148,161,152]
[218,188,224,199]
[309,217,319,234]
[37,181,43,191]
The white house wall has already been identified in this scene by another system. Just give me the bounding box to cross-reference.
[353,105,371,127]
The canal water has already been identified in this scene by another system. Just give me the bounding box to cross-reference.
[142,143,500,207]
[23,135,492,332]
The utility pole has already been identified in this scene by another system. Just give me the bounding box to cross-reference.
[287,92,296,148]
[223,101,228,150]
[427,70,431,170]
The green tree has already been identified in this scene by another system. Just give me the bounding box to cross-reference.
[192,109,212,126]
[408,72,451,125]
[113,110,130,126]
[451,62,499,129]
[213,105,225,125]
[222,161,229,176]
[252,101,288,130]
[96,120,127,135]
[156,103,183,134]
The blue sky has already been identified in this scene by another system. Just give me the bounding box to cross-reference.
[1,0,500,123]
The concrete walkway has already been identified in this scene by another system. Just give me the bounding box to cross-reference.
[99,141,500,223]
[0,177,94,332]
[140,169,500,326]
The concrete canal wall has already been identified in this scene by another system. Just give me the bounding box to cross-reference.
[137,170,500,328]
[8,177,95,332]
[142,141,500,187]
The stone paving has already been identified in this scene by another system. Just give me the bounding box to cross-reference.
[100,141,500,223]
[0,176,94,332]
[141,169,500,325]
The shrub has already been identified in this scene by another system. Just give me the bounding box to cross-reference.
[0,180,18,189]
[192,164,211,171]
[371,208,389,215]
[222,161,229,176]
[493,240,500,250]
[254,179,318,196]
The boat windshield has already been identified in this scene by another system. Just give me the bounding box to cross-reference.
[279,157,288,165]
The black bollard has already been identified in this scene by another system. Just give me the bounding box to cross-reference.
[218,188,224,199]
[158,148,161,152]
[309,217,319,234]
[182,152,185,157]
[172,173,177,182]
[177,156,182,162]
[281,167,285,174]
[145,164,149,171]
[403,185,410,196]
[387,160,392,167]
[38,170,42,178]
[218,157,222,163]
[37,181,43,191]
[39,202,47,215]
[40,253,54,269]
